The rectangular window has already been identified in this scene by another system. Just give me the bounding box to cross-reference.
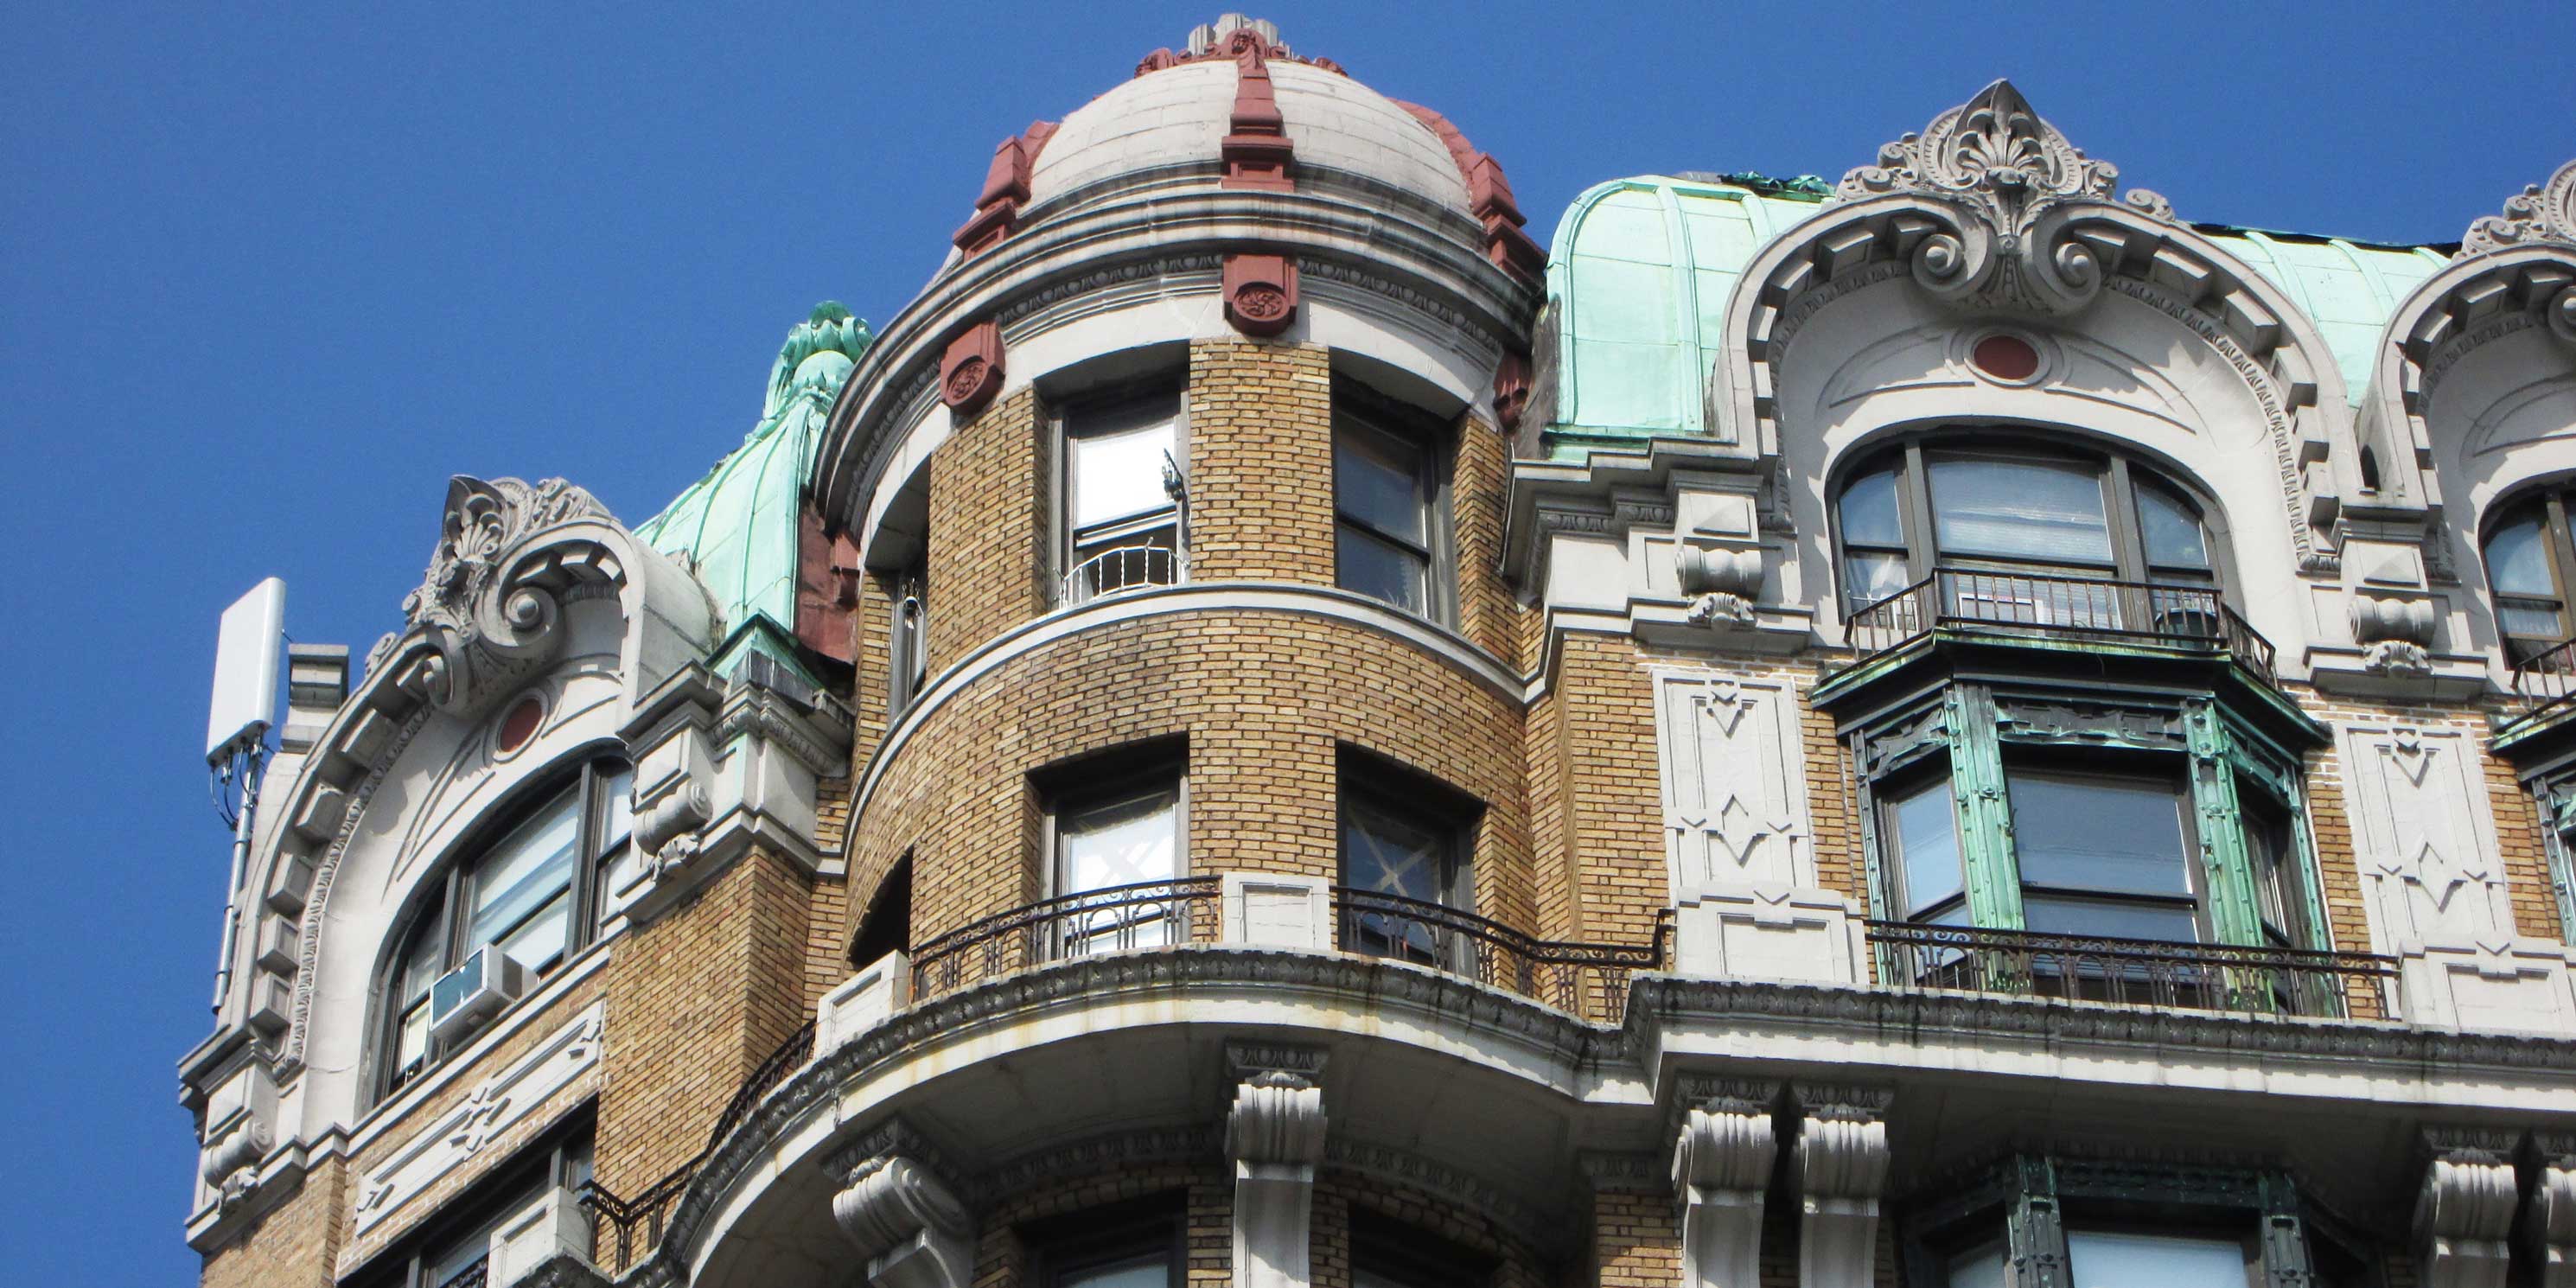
[2063,1229,2250,1287]
[2241,787,2312,951]
[357,1122,594,1288]
[1062,390,1184,606]
[1333,395,1451,623]
[888,557,928,719]
[1338,756,1476,966]
[1026,1196,1184,1288]
[1049,766,1183,954]
[2007,770,2201,943]
[1883,775,1965,922]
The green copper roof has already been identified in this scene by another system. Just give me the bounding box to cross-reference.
[635,303,873,642]
[1542,174,2451,461]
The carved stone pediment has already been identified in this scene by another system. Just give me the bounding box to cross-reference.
[1835,79,2174,316]
[374,475,616,714]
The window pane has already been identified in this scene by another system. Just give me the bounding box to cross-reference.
[494,891,571,974]
[1944,1243,2006,1288]
[1335,419,1427,544]
[599,765,634,852]
[2486,513,2559,597]
[2021,895,2201,942]
[395,998,430,1076]
[1929,456,2114,564]
[2502,601,2566,641]
[1845,551,1914,612]
[2066,1229,2246,1288]
[1060,787,1178,895]
[1070,403,1178,532]
[1338,524,1429,613]
[2136,478,2211,571]
[398,909,448,1006]
[1342,798,1453,905]
[1840,466,1905,549]
[1887,780,1962,918]
[468,792,580,952]
[1060,1253,1170,1288]
[2009,775,2190,899]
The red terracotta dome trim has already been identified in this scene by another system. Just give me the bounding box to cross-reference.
[1395,102,1544,280]
[951,120,1059,258]
[1219,34,1295,192]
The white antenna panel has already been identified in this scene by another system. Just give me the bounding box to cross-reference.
[207,577,286,762]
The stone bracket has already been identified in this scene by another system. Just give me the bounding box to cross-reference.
[1227,1043,1327,1288]
[835,1154,978,1288]
[2417,1127,2520,1288]
[1672,1080,1780,1288]
[1790,1085,1891,1288]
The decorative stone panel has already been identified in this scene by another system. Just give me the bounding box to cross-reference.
[353,1001,604,1236]
[1650,667,1814,898]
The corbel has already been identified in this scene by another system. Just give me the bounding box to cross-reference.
[1790,1085,1891,1288]
[2529,1132,2576,1288]
[1227,1043,1327,1288]
[1222,253,1298,338]
[2415,1127,2519,1288]
[940,322,1005,420]
[834,1148,977,1288]
[1671,1079,1779,1288]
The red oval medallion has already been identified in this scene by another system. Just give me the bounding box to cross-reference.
[496,696,544,754]
[1972,334,2041,381]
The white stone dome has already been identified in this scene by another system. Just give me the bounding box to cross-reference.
[1025,56,1475,215]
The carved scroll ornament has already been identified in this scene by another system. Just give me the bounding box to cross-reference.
[381,475,611,713]
[2458,158,2576,345]
[1836,80,2175,316]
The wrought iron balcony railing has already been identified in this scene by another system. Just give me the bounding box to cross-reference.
[1061,543,1185,607]
[581,1018,816,1274]
[1865,920,2394,1019]
[1845,568,2275,681]
[909,877,1227,999]
[1331,888,1667,1025]
[2509,636,2576,724]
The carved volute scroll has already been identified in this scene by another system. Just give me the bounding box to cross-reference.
[2414,1129,2519,1288]
[834,1153,978,1288]
[388,475,611,715]
[1835,79,2174,316]
[1227,1045,1328,1288]
[1672,1081,1778,1288]
[1792,1086,1891,1288]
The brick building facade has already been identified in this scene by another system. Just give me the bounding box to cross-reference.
[179,16,2576,1288]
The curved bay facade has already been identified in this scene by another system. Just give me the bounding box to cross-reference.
[180,18,2576,1288]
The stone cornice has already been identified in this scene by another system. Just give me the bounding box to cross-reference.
[616,948,2576,1286]
[1625,974,2576,1080]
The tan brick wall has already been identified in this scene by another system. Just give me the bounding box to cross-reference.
[1451,411,1519,663]
[928,387,1045,673]
[1591,1189,1679,1288]
[337,971,609,1266]
[1545,631,1663,944]
[846,609,1531,960]
[592,847,813,1206]
[1187,339,1337,586]
[200,1156,347,1288]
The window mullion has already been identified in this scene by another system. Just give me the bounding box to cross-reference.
[2104,457,2149,584]
[2546,494,2576,636]
[2005,1155,2069,1284]
[2185,701,2265,947]
[1899,444,1935,578]
[1944,685,2023,929]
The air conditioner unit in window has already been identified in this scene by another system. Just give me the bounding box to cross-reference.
[429,945,528,1044]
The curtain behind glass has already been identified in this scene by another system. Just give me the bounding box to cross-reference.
[1929,456,2113,565]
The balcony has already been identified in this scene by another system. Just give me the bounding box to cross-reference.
[1865,920,2394,1019]
[1843,568,2277,683]
[904,877,1666,1024]
[2509,636,2576,725]
[1060,543,1185,608]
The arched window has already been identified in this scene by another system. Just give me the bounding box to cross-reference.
[380,757,630,1100]
[2481,489,2576,664]
[1834,436,2221,627]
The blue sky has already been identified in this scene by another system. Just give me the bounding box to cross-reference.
[3,3,2568,1283]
